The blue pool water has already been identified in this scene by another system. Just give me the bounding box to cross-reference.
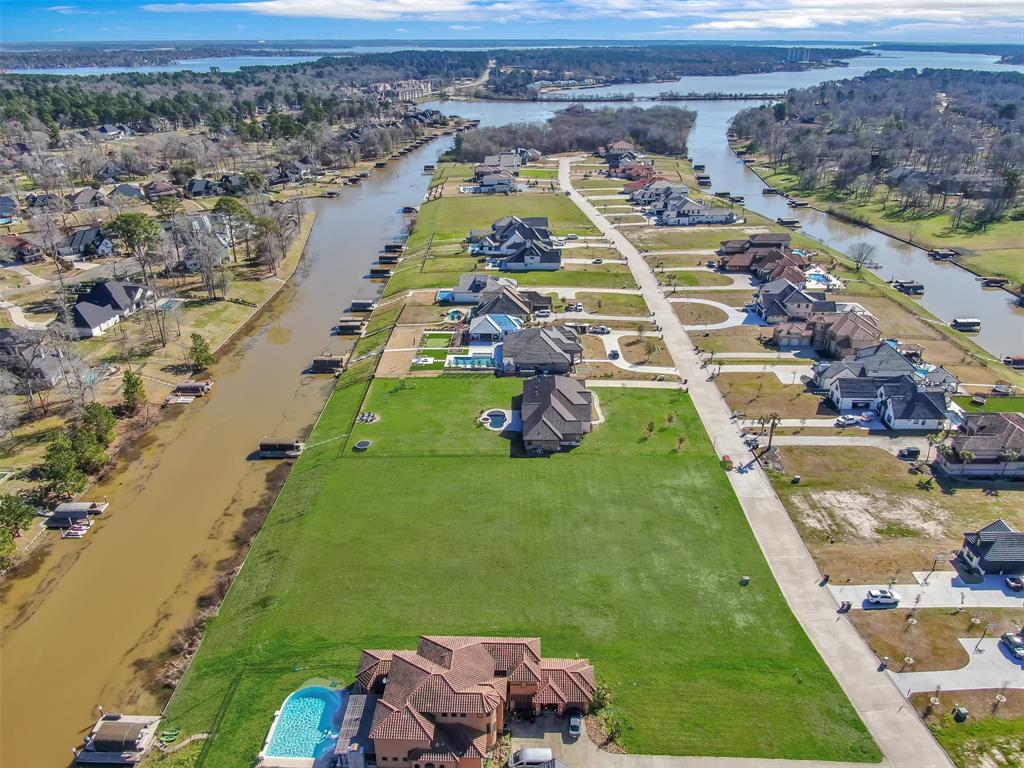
[453,355,495,368]
[487,410,508,428]
[265,687,344,759]
[806,273,829,284]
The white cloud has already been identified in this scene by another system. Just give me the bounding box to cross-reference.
[449,24,480,29]
[47,4,114,14]
[140,0,1024,33]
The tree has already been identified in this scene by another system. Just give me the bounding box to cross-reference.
[122,370,146,415]
[925,431,946,462]
[212,197,253,262]
[107,212,167,345]
[959,449,976,470]
[849,242,876,271]
[189,332,214,371]
[999,448,1020,476]
[0,494,36,538]
[80,401,116,447]
[38,432,88,499]
[644,339,657,362]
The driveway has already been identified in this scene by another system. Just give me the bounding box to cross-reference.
[888,639,1024,693]
[770,435,930,455]
[829,572,1024,610]
[716,364,813,383]
[510,712,884,768]
[664,297,755,331]
[560,157,952,768]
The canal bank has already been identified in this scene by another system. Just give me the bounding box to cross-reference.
[0,136,456,768]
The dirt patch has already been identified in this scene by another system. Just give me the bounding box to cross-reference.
[385,325,425,351]
[789,489,950,540]
[619,336,674,367]
[378,349,417,377]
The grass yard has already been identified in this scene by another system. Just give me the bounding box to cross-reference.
[913,690,1024,768]
[954,396,1024,413]
[163,376,877,766]
[570,292,650,316]
[717,373,833,420]
[770,446,1024,583]
[408,192,598,249]
[519,168,558,180]
[672,302,730,326]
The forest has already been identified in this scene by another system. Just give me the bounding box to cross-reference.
[729,69,1024,226]
[0,50,487,129]
[485,44,864,95]
[0,46,311,70]
[451,105,696,160]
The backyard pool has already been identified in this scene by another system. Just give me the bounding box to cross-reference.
[263,686,344,761]
[451,355,495,368]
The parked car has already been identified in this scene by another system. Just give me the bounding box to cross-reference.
[535,309,552,318]
[898,447,922,460]
[568,713,583,739]
[866,588,901,605]
[608,350,620,360]
[1000,633,1024,660]
[1006,576,1024,592]
[836,415,859,427]
[511,749,554,768]
[566,234,579,240]
[591,325,611,335]
[592,258,604,264]
[552,238,566,247]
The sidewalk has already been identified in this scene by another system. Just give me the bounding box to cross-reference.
[560,157,952,768]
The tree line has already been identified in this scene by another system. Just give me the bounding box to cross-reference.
[451,105,696,160]
[730,68,1024,227]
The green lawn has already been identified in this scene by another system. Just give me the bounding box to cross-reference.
[954,396,1024,413]
[163,376,876,767]
[520,168,558,180]
[408,192,598,249]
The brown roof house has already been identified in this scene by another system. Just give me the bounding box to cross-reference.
[521,376,593,454]
[351,636,595,768]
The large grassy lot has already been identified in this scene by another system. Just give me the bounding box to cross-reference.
[163,375,876,766]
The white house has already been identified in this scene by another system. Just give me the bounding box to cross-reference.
[661,197,738,226]
[467,313,524,342]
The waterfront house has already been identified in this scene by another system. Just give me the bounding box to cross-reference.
[70,280,155,337]
[0,328,67,390]
[522,376,594,453]
[352,636,594,768]
[814,342,920,391]
[937,413,1024,479]
[478,174,515,194]
[876,376,948,430]
[482,152,522,174]
[468,313,524,342]
[660,196,737,226]
[26,192,63,213]
[441,274,519,305]
[959,520,1024,575]
[500,327,582,375]
[473,216,551,256]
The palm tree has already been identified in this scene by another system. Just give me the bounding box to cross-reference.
[999,448,1020,477]
[925,431,946,462]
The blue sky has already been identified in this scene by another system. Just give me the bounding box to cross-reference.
[2,0,1022,43]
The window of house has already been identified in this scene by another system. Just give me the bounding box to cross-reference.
[459,713,466,718]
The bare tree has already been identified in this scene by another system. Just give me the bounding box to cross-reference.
[849,242,876,271]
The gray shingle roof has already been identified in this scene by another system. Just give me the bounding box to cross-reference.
[521,376,592,445]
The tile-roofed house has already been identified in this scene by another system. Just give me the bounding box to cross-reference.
[521,376,593,453]
[499,327,582,375]
[959,520,1024,575]
[936,412,1024,479]
[355,635,594,768]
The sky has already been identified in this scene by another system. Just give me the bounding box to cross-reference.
[1,0,1022,43]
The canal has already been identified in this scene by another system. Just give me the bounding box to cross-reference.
[0,138,454,768]
[426,49,1024,358]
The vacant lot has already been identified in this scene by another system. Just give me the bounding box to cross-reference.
[718,372,833,419]
[164,377,876,766]
[570,292,650,316]
[771,446,1024,582]
[673,302,730,326]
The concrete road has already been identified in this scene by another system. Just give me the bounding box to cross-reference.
[830,572,1024,610]
[560,157,953,768]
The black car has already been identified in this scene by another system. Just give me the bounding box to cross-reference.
[1006,576,1024,592]
[898,447,921,460]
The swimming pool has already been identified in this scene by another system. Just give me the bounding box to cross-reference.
[452,355,495,368]
[264,687,344,760]
[806,273,829,284]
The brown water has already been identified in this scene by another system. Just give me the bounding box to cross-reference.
[0,138,452,768]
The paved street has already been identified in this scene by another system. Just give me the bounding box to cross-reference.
[560,157,953,768]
